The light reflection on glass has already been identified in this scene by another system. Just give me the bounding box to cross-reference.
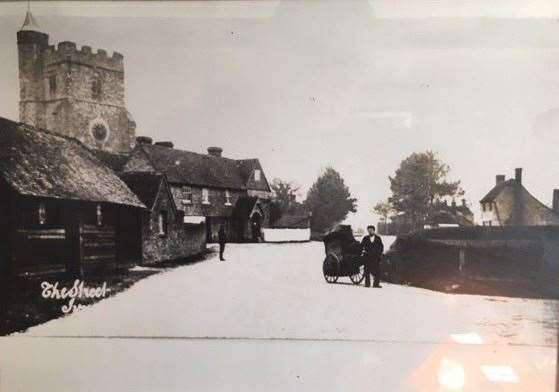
[450,332,483,345]
[481,365,519,383]
[437,357,465,390]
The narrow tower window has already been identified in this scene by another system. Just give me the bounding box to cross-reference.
[92,78,102,99]
[48,75,57,95]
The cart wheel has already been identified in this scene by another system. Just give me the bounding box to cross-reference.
[349,264,365,284]
[324,274,339,283]
[323,253,340,284]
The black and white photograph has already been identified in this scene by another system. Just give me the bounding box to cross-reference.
[0,1,558,390]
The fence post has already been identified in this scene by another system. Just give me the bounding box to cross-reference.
[458,248,466,273]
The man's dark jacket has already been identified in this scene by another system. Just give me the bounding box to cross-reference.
[218,228,227,245]
[360,235,384,261]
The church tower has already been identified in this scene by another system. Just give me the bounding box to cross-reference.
[17,10,136,154]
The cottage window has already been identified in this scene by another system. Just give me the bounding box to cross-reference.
[92,78,102,99]
[254,169,261,182]
[48,75,57,95]
[158,211,168,236]
[202,188,210,205]
[96,205,103,226]
[182,186,192,205]
[38,202,47,225]
[225,190,232,205]
[482,203,486,212]
[488,202,493,212]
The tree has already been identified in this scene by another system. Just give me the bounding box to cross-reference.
[305,167,357,234]
[373,200,394,223]
[270,179,300,224]
[271,179,300,207]
[388,151,463,231]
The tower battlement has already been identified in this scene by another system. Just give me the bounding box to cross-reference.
[17,11,135,155]
[43,41,124,72]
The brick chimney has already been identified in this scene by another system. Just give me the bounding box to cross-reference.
[207,147,223,157]
[136,136,153,145]
[553,189,559,214]
[154,141,174,148]
[461,198,466,207]
[496,175,505,185]
[515,168,522,185]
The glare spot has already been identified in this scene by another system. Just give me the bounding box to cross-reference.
[438,357,465,390]
[481,365,519,383]
[450,332,483,345]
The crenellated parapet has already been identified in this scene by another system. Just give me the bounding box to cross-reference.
[44,41,124,72]
[17,10,135,154]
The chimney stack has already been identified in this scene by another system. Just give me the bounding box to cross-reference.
[136,136,153,145]
[553,189,559,214]
[154,141,174,148]
[451,200,457,208]
[515,168,522,185]
[461,199,466,207]
[207,147,223,157]
[496,175,505,185]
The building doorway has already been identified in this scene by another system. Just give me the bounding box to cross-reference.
[205,217,212,243]
[250,213,262,242]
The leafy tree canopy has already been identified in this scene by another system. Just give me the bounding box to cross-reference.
[270,179,301,223]
[305,167,357,233]
[388,151,463,230]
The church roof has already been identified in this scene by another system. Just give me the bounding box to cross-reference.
[92,150,131,172]
[20,10,41,32]
[132,143,271,192]
[0,117,145,208]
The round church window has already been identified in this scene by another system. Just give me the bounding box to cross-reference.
[92,123,108,142]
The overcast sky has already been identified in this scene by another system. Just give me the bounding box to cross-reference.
[1,1,558,229]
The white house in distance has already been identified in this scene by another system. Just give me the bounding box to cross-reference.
[480,168,559,226]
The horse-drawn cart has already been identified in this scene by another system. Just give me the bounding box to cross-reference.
[322,225,365,284]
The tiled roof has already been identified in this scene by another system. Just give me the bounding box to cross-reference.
[0,117,144,208]
[120,172,164,210]
[237,159,271,192]
[92,150,131,172]
[480,179,516,203]
[136,144,271,192]
[479,177,559,225]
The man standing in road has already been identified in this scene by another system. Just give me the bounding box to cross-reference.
[218,224,227,261]
[360,225,384,288]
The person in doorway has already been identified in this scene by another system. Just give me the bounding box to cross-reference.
[218,224,227,261]
[360,225,384,288]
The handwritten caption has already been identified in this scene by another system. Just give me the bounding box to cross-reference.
[41,280,109,314]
